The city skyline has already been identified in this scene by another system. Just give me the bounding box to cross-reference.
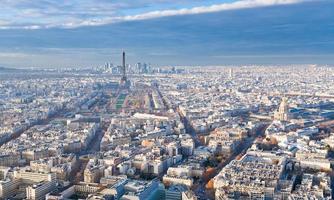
[1,2,334,198]
[0,0,333,68]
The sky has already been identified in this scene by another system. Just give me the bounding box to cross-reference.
[0,0,333,68]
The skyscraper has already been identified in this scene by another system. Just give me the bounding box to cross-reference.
[229,68,233,79]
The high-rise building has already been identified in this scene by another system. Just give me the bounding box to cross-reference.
[136,62,142,74]
[229,68,233,79]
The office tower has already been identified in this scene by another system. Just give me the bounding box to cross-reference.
[229,68,233,78]
[136,62,142,74]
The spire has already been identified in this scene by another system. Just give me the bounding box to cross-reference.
[121,51,127,82]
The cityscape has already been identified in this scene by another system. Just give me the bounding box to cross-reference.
[1,0,334,200]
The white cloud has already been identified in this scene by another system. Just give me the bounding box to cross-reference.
[0,52,30,58]
[121,0,303,21]
[56,0,306,29]
[0,0,307,29]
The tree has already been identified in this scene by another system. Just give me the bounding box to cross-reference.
[206,179,214,189]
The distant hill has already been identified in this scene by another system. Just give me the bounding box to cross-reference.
[0,66,29,73]
[0,66,18,71]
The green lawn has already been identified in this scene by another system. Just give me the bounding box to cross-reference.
[115,94,127,109]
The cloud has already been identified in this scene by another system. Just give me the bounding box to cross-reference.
[0,52,30,58]
[122,0,304,21]
[0,0,306,29]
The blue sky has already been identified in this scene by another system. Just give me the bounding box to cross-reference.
[0,0,333,68]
